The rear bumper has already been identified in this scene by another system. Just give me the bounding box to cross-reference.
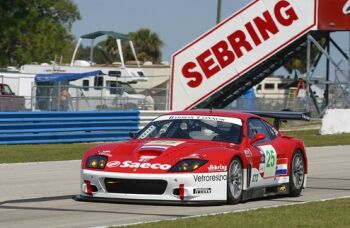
[80,169,228,203]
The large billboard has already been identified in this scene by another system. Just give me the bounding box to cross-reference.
[318,0,350,30]
[170,0,317,110]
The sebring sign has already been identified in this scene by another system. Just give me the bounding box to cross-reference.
[343,0,350,15]
[318,0,350,30]
[170,0,316,110]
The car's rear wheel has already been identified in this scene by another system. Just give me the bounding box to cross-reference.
[289,150,305,196]
[227,157,243,204]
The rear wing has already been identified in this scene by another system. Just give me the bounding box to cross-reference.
[245,111,310,130]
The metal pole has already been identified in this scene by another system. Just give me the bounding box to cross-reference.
[216,0,222,24]
[71,38,82,66]
[90,39,95,63]
[306,34,312,112]
[325,34,330,107]
[306,34,320,114]
[117,39,125,68]
[348,31,350,91]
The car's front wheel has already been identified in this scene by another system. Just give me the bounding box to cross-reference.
[289,150,305,196]
[227,157,243,204]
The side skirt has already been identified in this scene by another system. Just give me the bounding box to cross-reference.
[242,184,290,201]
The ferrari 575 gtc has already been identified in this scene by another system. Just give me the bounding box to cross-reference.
[77,110,309,204]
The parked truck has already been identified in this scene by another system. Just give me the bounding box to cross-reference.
[0,83,25,111]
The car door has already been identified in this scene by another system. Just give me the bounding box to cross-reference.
[247,118,283,188]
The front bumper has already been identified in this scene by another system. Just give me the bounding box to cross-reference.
[74,195,225,205]
[80,169,227,203]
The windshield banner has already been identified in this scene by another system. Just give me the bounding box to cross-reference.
[155,115,242,126]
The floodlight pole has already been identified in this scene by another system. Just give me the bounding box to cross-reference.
[216,0,222,24]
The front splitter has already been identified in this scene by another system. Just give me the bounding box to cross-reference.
[73,194,226,206]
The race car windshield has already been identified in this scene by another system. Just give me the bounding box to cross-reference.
[137,116,243,144]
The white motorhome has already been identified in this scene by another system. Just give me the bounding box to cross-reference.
[20,31,147,83]
[254,76,292,98]
[0,31,153,110]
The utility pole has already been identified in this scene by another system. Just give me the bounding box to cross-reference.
[216,0,222,24]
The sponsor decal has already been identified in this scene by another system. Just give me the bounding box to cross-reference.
[275,162,288,175]
[343,0,350,15]
[252,174,259,182]
[278,184,287,192]
[260,152,265,163]
[244,149,252,158]
[258,145,277,178]
[97,150,112,157]
[155,115,242,126]
[140,145,169,150]
[208,164,227,172]
[106,161,121,168]
[106,160,171,170]
[193,188,212,194]
[139,125,156,139]
[244,149,253,164]
[140,140,185,150]
[145,140,185,146]
[259,163,265,173]
[138,155,157,162]
[193,174,227,182]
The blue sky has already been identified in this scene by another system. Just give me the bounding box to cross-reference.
[71,0,251,62]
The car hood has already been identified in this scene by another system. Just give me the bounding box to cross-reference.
[87,139,236,173]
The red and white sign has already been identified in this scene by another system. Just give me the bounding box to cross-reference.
[318,0,350,30]
[170,0,317,110]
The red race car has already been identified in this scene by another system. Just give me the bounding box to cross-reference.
[76,110,309,204]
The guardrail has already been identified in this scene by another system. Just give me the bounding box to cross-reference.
[0,111,141,145]
[139,110,168,128]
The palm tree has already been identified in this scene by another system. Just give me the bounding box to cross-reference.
[92,28,163,64]
[128,28,163,63]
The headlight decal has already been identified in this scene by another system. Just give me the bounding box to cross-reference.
[169,159,208,172]
[86,155,108,169]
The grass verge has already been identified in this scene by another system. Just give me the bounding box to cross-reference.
[1,130,350,164]
[282,130,350,147]
[0,143,99,163]
[126,198,350,228]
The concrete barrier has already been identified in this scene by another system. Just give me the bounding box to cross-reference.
[0,110,169,145]
[320,109,350,135]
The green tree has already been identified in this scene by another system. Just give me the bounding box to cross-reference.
[94,28,164,64]
[128,28,163,63]
[0,0,80,67]
[75,45,110,64]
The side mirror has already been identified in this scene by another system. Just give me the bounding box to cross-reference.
[129,132,137,139]
[250,133,266,145]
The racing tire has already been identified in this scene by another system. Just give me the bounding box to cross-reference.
[289,150,305,197]
[227,157,243,204]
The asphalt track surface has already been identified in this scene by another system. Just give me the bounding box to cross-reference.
[0,145,350,228]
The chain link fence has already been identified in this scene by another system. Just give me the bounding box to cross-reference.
[20,85,168,112]
[1,85,347,117]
